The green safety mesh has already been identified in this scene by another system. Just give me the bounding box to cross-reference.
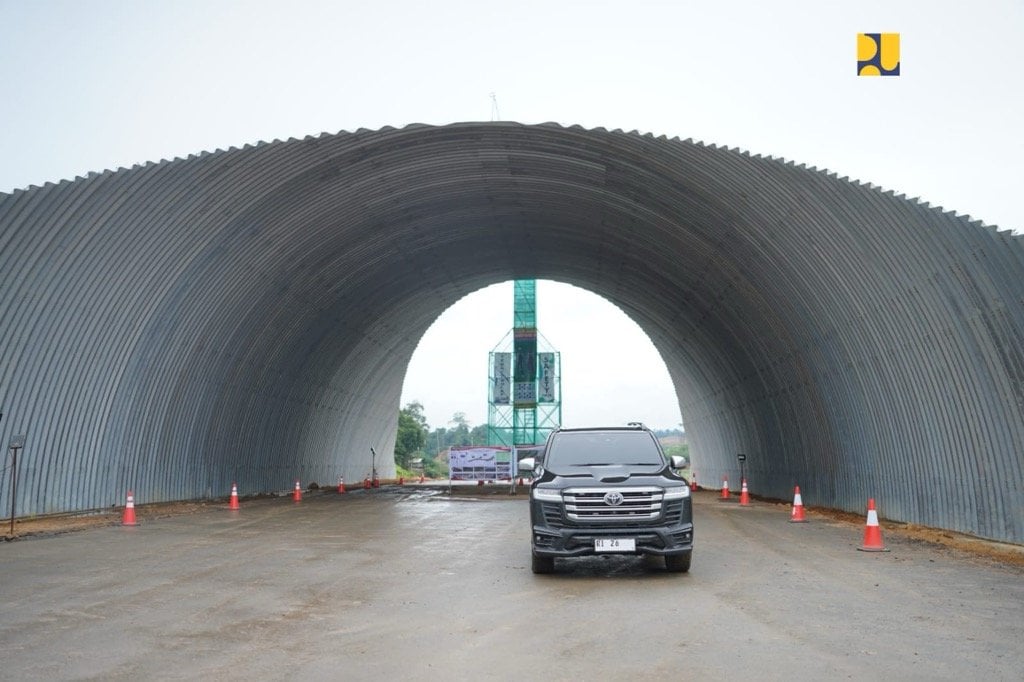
[513,280,536,329]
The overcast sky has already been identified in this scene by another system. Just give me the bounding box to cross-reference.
[2,1,1021,430]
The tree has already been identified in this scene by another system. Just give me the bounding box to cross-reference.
[394,401,428,469]
[449,412,471,446]
[405,401,428,430]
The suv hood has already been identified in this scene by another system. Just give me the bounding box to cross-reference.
[542,463,667,483]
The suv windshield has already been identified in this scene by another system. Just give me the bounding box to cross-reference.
[545,431,665,468]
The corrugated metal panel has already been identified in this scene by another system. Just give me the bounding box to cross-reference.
[0,122,1021,543]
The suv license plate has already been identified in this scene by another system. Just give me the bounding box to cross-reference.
[594,538,635,552]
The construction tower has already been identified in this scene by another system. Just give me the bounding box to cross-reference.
[487,280,561,447]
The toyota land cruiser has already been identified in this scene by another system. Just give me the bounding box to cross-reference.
[520,424,694,574]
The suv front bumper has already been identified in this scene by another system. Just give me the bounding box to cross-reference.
[531,522,693,558]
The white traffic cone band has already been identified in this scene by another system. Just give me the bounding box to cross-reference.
[866,509,879,526]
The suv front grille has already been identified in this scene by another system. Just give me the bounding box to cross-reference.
[563,487,664,523]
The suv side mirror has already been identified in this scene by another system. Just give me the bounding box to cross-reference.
[518,457,536,473]
[670,455,689,469]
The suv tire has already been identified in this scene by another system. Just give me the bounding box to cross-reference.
[665,553,692,573]
[531,554,555,574]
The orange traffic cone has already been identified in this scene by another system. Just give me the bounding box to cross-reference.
[689,473,697,492]
[739,478,750,506]
[122,490,138,526]
[229,483,240,510]
[372,477,380,488]
[398,476,404,486]
[790,486,807,523]
[477,479,485,487]
[858,498,889,552]
[419,473,425,484]
[363,477,371,490]
[719,476,730,500]
[337,476,346,494]
[293,480,302,502]
[517,477,524,486]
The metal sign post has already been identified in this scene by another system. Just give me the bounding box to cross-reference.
[737,453,747,486]
[8,434,26,538]
[509,445,518,495]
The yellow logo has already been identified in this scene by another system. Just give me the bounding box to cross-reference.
[857,33,900,76]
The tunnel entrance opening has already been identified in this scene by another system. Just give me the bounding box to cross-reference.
[399,279,684,479]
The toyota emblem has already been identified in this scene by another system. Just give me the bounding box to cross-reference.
[603,491,624,506]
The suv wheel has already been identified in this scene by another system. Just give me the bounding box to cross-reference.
[531,553,555,574]
[665,553,691,573]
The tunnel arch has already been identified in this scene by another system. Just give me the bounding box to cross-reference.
[0,122,1021,542]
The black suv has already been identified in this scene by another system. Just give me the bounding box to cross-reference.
[520,424,693,574]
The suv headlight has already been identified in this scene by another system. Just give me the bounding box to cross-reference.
[532,487,562,502]
[663,486,690,500]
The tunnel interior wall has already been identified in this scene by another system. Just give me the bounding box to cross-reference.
[0,122,1021,542]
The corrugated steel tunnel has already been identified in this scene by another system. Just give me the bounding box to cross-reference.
[1,122,1022,543]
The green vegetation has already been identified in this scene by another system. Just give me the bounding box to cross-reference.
[395,463,418,480]
[661,442,690,460]
[394,402,488,478]
[421,456,447,479]
[394,401,428,469]
[427,412,488,457]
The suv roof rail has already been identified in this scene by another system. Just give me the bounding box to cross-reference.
[553,423,652,433]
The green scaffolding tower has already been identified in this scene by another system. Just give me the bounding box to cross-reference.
[487,280,562,447]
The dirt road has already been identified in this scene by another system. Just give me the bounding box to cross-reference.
[1,489,1021,680]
